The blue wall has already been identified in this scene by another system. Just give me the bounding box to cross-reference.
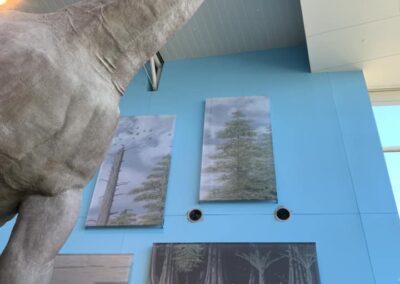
[1,47,399,284]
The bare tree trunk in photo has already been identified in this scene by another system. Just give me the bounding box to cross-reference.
[300,264,308,284]
[203,244,223,284]
[299,260,306,284]
[150,247,159,284]
[96,146,125,226]
[203,245,213,284]
[211,247,216,283]
[173,269,178,284]
[198,271,205,284]
[159,245,174,284]
[237,248,286,284]
[294,261,301,284]
[185,273,189,284]
[292,247,316,284]
[305,269,313,284]
[287,246,295,284]
[258,270,265,284]
[249,268,256,284]
[217,249,223,284]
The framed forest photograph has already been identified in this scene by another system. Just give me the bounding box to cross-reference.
[86,116,175,227]
[200,96,276,201]
[51,254,133,284]
[149,243,320,284]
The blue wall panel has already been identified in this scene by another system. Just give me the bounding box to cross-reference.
[1,47,399,283]
[361,214,400,283]
[329,72,397,214]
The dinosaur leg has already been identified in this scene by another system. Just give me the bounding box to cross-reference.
[0,189,82,284]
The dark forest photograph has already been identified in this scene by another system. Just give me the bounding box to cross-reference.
[199,96,276,202]
[149,243,320,284]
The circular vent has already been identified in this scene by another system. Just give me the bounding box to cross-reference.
[187,209,203,223]
[274,207,291,221]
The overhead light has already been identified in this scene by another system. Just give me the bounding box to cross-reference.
[0,0,21,9]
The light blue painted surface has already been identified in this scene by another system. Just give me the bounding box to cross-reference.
[361,214,400,283]
[329,72,397,214]
[1,47,399,283]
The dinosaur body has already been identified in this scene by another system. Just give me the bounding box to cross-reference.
[0,1,203,283]
[0,11,120,201]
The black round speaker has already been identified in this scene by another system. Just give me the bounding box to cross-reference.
[187,209,203,223]
[275,207,291,221]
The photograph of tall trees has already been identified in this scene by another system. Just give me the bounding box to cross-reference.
[200,96,276,201]
[149,243,320,284]
[51,254,133,284]
[86,116,175,227]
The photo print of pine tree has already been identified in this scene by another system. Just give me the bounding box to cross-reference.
[51,254,133,284]
[86,116,175,227]
[200,96,276,201]
[149,243,320,284]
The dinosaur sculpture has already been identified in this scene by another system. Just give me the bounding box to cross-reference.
[0,0,203,282]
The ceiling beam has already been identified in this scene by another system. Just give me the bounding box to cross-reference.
[369,88,400,106]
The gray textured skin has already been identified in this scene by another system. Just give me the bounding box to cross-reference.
[0,0,203,283]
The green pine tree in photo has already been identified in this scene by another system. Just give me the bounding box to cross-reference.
[250,129,276,200]
[206,111,274,200]
[129,154,171,225]
[108,209,137,226]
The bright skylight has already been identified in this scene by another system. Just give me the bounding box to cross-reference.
[373,105,400,216]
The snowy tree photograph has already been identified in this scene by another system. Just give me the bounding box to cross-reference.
[200,96,276,201]
[86,116,175,227]
[149,243,320,284]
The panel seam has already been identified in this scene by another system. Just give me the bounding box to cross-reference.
[306,14,400,38]
[327,73,377,284]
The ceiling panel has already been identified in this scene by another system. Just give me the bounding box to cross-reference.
[8,0,306,61]
[301,0,400,90]
[301,0,400,36]
[160,0,305,60]
[307,16,400,71]
[362,54,400,90]
[323,54,400,90]
[369,89,400,106]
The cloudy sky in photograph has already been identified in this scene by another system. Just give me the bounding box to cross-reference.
[200,96,271,199]
[86,116,175,225]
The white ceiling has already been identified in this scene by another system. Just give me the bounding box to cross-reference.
[160,0,305,60]
[301,0,400,90]
[9,0,306,61]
